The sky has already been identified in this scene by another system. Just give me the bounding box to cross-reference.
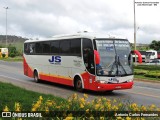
[0,0,160,44]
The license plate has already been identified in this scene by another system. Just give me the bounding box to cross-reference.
[108,78,119,83]
[115,86,121,89]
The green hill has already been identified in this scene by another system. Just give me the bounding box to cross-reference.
[0,35,28,51]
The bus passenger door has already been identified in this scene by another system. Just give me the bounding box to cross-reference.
[82,38,95,74]
[82,38,95,89]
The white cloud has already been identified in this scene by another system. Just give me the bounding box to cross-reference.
[0,0,159,43]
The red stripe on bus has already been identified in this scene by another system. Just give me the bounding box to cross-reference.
[39,73,73,86]
[23,56,33,77]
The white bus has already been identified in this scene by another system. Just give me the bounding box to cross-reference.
[146,50,159,63]
[23,32,134,92]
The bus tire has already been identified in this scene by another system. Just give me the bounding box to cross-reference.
[75,78,83,92]
[34,70,40,83]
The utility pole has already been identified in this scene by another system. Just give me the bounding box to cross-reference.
[133,0,137,65]
[4,7,9,47]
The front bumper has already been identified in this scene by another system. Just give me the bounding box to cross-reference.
[94,81,134,91]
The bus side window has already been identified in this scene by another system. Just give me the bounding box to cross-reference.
[35,42,43,53]
[83,38,95,74]
[51,41,60,54]
[60,40,70,54]
[42,42,50,54]
[29,43,35,54]
[24,43,29,54]
[70,39,81,56]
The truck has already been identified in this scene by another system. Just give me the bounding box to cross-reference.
[0,48,8,58]
[146,50,160,63]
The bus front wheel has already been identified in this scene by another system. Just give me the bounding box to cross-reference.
[34,71,40,83]
[75,78,83,92]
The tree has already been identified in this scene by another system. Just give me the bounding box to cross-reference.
[149,40,160,51]
[8,44,18,57]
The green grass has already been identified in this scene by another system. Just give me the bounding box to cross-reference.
[0,56,23,62]
[134,65,160,70]
[134,65,160,81]
[0,82,160,119]
[134,75,160,81]
[0,82,67,111]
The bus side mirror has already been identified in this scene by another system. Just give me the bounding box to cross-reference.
[94,50,100,64]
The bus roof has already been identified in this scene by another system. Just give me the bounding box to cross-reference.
[25,32,127,43]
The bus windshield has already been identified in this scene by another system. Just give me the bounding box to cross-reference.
[95,39,133,76]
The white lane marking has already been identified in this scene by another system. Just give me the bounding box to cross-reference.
[0,74,54,89]
[0,74,75,97]
[123,90,160,99]
[0,74,22,81]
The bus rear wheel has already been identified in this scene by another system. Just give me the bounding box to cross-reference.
[75,78,83,92]
[34,71,40,83]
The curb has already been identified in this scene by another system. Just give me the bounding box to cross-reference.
[134,78,160,83]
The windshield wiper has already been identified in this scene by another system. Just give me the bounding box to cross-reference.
[117,56,127,75]
[110,55,119,75]
[109,41,128,76]
[110,55,128,76]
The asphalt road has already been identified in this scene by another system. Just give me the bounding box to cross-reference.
[0,60,160,107]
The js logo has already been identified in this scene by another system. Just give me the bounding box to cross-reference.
[49,56,61,64]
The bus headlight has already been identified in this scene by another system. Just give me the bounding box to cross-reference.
[96,80,105,83]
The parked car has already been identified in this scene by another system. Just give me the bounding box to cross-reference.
[150,59,160,63]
